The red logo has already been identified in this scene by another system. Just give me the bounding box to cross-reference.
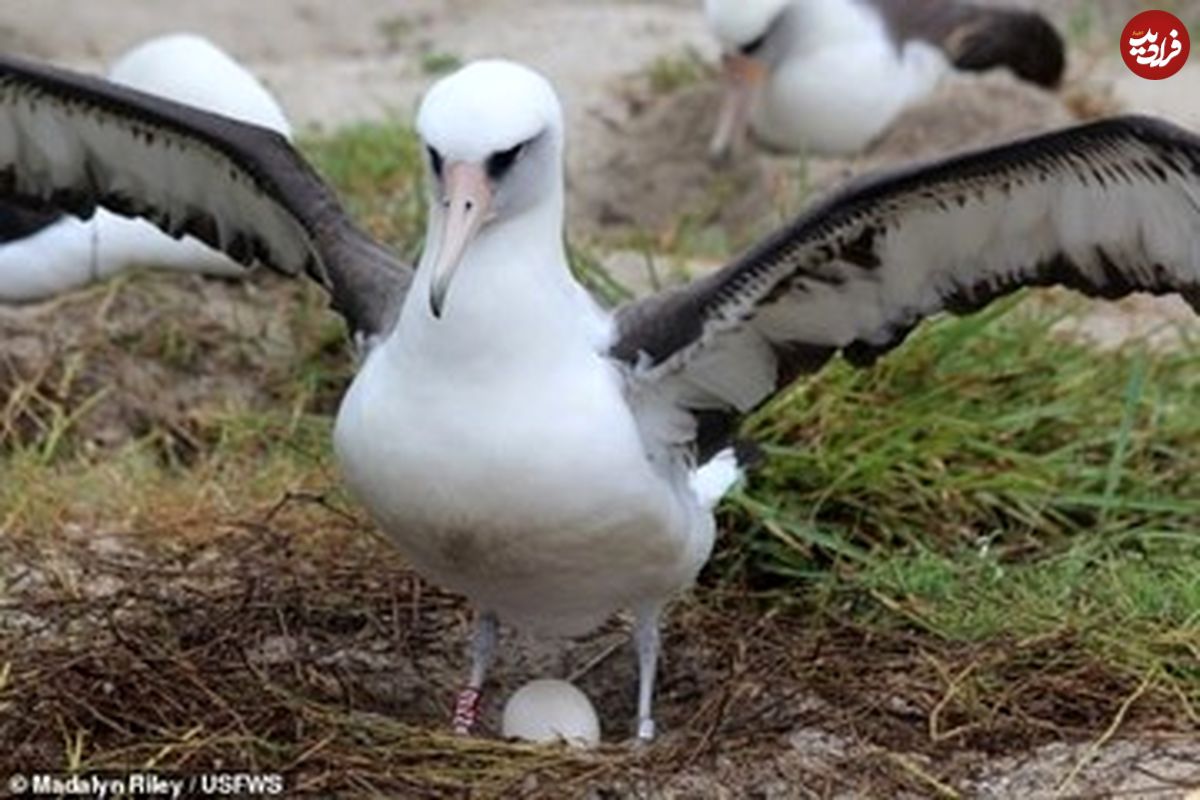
[1122,10,1190,80]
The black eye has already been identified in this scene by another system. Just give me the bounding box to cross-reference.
[740,31,769,56]
[427,146,444,177]
[486,142,525,181]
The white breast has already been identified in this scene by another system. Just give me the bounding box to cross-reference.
[333,317,712,637]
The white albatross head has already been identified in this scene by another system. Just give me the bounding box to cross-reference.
[704,0,791,50]
[703,0,792,161]
[416,60,565,318]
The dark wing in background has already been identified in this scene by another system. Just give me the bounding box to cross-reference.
[613,116,1200,461]
[870,0,1066,88]
[0,53,411,339]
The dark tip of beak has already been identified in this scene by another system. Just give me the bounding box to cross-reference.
[429,294,444,319]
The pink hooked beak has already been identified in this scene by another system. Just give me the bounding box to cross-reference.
[429,161,493,318]
[709,53,768,164]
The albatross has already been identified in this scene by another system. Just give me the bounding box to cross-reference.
[705,0,1066,158]
[0,33,291,302]
[0,54,1197,741]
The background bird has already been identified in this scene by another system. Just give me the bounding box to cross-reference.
[0,51,1196,745]
[705,0,1065,158]
[0,32,291,302]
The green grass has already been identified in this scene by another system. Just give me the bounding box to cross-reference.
[420,51,463,77]
[709,293,1200,718]
[848,538,1200,726]
[643,48,711,95]
[732,297,1199,560]
[860,539,1200,643]
[300,120,427,258]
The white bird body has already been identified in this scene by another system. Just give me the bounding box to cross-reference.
[0,33,290,301]
[0,214,248,300]
[335,309,711,636]
[333,93,715,635]
[752,2,948,153]
[705,0,1064,157]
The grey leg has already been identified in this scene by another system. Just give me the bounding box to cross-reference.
[634,605,663,741]
[452,611,498,735]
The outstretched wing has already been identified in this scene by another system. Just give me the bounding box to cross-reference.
[613,115,1200,461]
[0,52,410,339]
[870,0,1065,88]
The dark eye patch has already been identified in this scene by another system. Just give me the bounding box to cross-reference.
[739,31,769,56]
[486,142,525,181]
[428,146,444,177]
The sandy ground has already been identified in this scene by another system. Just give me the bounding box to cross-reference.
[1,1,1199,797]
[0,1,709,147]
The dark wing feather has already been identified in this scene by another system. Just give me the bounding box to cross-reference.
[869,0,1065,87]
[0,52,410,339]
[0,198,61,242]
[613,115,1200,462]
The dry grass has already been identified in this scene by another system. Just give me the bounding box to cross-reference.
[3,493,1193,796]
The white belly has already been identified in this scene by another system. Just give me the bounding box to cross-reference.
[333,345,713,636]
[754,41,949,155]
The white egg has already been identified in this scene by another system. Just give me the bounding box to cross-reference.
[501,678,601,748]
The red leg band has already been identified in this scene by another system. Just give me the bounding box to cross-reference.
[452,687,482,735]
